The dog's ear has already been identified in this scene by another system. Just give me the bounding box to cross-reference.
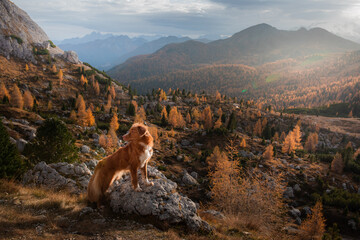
[137,125,147,136]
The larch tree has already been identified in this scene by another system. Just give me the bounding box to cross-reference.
[131,100,138,113]
[192,121,200,130]
[161,106,168,120]
[58,69,63,85]
[331,152,344,174]
[253,119,262,136]
[305,132,318,153]
[192,108,201,122]
[77,97,87,126]
[282,131,296,154]
[299,201,325,240]
[186,112,191,124]
[93,81,100,95]
[51,64,57,73]
[110,114,119,131]
[25,64,29,71]
[273,132,279,142]
[109,85,116,99]
[23,90,34,109]
[11,85,23,109]
[47,100,53,110]
[104,94,112,113]
[215,90,221,101]
[0,83,10,102]
[99,134,107,148]
[76,95,85,110]
[240,138,246,148]
[263,144,274,161]
[86,108,95,126]
[159,89,167,101]
[203,105,213,129]
[217,108,223,118]
[293,125,302,149]
[280,131,286,142]
[168,107,179,128]
[214,116,222,129]
[69,110,77,122]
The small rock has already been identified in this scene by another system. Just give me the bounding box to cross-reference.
[342,183,347,190]
[284,187,294,198]
[289,207,301,218]
[302,206,311,216]
[176,155,183,161]
[9,137,16,145]
[35,225,44,235]
[181,139,190,146]
[348,219,357,230]
[293,184,301,192]
[16,138,27,152]
[295,217,302,225]
[92,218,106,224]
[79,207,94,217]
[81,145,91,154]
[85,159,99,170]
[203,210,225,219]
[190,171,198,180]
[182,171,199,186]
[99,147,106,154]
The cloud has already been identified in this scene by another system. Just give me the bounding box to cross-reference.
[11,0,360,42]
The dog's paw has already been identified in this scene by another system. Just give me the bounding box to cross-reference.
[145,181,154,187]
[134,186,143,192]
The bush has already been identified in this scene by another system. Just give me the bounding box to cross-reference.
[48,40,56,48]
[25,118,78,164]
[323,188,360,212]
[0,120,25,179]
[9,35,23,44]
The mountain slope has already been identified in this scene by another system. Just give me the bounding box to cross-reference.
[108,24,360,82]
[59,36,147,70]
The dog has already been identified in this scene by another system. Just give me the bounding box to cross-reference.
[87,123,154,207]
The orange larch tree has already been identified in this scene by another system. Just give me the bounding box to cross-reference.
[110,114,119,131]
[161,106,168,120]
[86,108,95,126]
[23,90,34,109]
[282,131,296,154]
[299,201,325,240]
[263,144,274,161]
[331,152,344,174]
[109,85,116,99]
[93,81,100,95]
[58,69,63,85]
[11,85,23,109]
[203,105,213,129]
[0,82,10,102]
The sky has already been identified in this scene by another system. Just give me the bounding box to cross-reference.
[11,0,360,42]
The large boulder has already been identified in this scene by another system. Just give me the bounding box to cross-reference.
[22,161,92,194]
[110,166,211,233]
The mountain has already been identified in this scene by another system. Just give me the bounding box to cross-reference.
[108,23,360,83]
[59,35,147,70]
[115,36,192,65]
[55,31,115,45]
[0,0,80,64]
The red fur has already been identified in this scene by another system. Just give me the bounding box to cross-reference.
[87,123,154,207]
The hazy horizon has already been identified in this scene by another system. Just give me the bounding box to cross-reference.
[10,0,360,43]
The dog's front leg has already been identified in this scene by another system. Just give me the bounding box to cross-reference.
[141,162,154,187]
[130,167,142,192]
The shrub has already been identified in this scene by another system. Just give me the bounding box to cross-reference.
[9,35,23,44]
[0,120,25,179]
[25,118,78,164]
[48,40,56,48]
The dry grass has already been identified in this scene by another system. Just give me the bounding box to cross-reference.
[0,179,180,239]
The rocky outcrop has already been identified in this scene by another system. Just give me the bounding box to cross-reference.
[110,166,212,233]
[23,161,211,233]
[0,0,80,64]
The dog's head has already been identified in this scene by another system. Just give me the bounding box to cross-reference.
[122,123,149,142]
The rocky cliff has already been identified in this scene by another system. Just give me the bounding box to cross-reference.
[0,0,78,63]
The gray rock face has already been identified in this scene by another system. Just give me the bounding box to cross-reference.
[293,184,301,192]
[61,50,80,64]
[203,210,225,219]
[110,166,211,233]
[22,161,92,194]
[0,0,49,62]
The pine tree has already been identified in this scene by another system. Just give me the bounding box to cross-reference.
[0,120,24,178]
[126,102,136,116]
[86,108,95,126]
[110,114,119,131]
[227,111,237,131]
[331,153,344,174]
[25,118,78,163]
[299,201,325,240]
[11,85,23,109]
[23,90,34,109]
[263,144,274,161]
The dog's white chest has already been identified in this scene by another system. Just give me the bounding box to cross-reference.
[139,143,153,168]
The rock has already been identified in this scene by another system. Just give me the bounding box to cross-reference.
[348,219,357,230]
[85,159,98,171]
[81,145,91,154]
[110,166,211,233]
[176,155,183,161]
[62,50,80,64]
[79,207,94,217]
[182,171,199,186]
[295,217,302,225]
[92,133,100,140]
[293,184,301,192]
[289,207,301,218]
[16,138,27,152]
[302,206,311,216]
[181,139,190,146]
[35,225,44,235]
[342,183,347,190]
[99,147,106,154]
[239,150,255,159]
[284,187,294,199]
[9,137,16,145]
[190,171,198,180]
[23,161,91,194]
[203,210,225,219]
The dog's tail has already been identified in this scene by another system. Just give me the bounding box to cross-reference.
[87,172,101,203]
